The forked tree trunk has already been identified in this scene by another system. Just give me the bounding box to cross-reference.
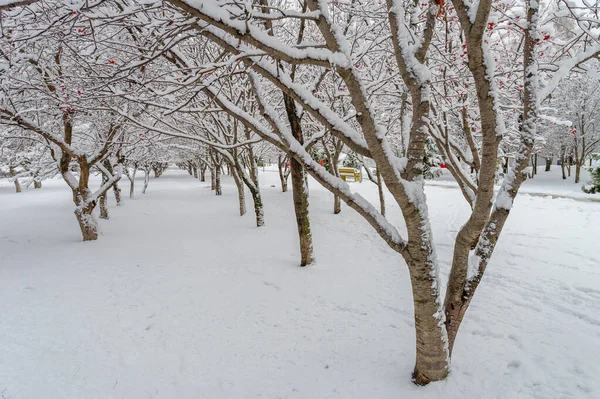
[71,169,99,242]
[34,180,42,189]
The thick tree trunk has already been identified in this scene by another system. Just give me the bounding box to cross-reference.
[200,165,206,182]
[72,178,99,242]
[34,180,42,189]
[193,166,198,178]
[74,207,98,241]
[575,163,581,184]
[545,157,552,172]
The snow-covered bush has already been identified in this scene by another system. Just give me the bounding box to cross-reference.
[582,165,600,194]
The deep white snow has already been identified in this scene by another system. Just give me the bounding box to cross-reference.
[1,166,599,398]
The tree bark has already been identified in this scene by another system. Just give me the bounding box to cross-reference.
[231,165,246,216]
[9,166,21,193]
[99,176,109,220]
[561,154,566,179]
[278,154,289,192]
[34,180,42,189]
[377,169,385,217]
[545,157,552,172]
[215,163,222,196]
[200,165,206,182]
[193,165,198,178]
[128,166,137,199]
[284,94,314,266]
[142,167,150,194]
[575,163,581,184]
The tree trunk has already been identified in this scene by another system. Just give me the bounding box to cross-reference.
[284,94,314,266]
[129,167,137,199]
[99,195,109,219]
[215,163,222,196]
[290,159,313,266]
[377,169,386,217]
[193,166,198,178]
[9,166,21,193]
[278,154,289,192]
[575,163,581,184]
[113,183,122,206]
[231,166,246,216]
[545,157,552,172]
[34,180,42,189]
[99,169,110,219]
[560,154,566,179]
[200,165,206,182]
[142,167,150,194]
[334,194,341,214]
[74,207,98,241]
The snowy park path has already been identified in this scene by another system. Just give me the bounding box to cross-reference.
[1,168,599,399]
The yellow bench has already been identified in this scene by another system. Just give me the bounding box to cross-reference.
[339,167,362,182]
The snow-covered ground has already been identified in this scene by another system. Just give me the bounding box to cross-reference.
[431,165,599,201]
[1,167,599,399]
